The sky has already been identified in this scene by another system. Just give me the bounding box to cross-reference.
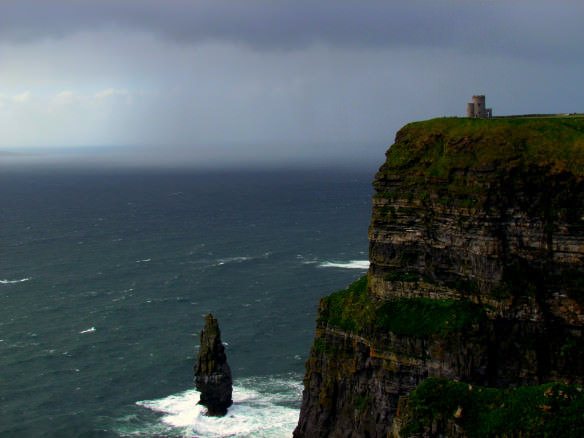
[1,0,583,168]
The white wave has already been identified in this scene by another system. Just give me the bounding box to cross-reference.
[216,256,253,266]
[0,277,30,284]
[136,376,302,437]
[136,258,152,263]
[216,252,272,267]
[296,254,318,265]
[318,260,370,270]
[79,327,96,334]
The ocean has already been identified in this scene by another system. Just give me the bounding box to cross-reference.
[0,167,373,437]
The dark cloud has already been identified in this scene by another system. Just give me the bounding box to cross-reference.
[2,1,583,62]
[1,1,583,162]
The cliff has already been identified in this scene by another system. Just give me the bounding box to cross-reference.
[294,117,584,438]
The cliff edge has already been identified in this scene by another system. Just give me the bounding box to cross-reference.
[294,117,584,438]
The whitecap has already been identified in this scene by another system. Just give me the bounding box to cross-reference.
[216,256,252,265]
[79,327,96,334]
[318,260,370,270]
[136,259,152,263]
[296,254,318,264]
[0,277,30,284]
[135,376,302,437]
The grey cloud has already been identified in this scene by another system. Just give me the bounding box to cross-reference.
[1,0,583,164]
[2,1,583,62]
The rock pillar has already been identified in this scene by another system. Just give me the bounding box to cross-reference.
[194,313,233,416]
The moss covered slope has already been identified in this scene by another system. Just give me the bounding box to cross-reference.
[399,378,584,438]
[379,117,584,184]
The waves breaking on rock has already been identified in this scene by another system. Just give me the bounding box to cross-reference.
[134,375,302,437]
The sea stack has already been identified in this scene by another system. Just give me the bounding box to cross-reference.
[194,313,233,416]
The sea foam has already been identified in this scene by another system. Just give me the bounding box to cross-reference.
[135,376,302,437]
[0,277,31,284]
[79,327,96,334]
[216,256,253,266]
[318,260,369,270]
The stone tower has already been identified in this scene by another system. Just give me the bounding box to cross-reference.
[467,95,492,118]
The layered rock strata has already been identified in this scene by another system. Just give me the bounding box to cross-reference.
[194,313,233,416]
[294,117,584,438]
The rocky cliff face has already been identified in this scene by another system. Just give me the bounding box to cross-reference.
[294,117,584,438]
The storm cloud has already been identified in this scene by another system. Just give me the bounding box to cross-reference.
[3,1,584,59]
[1,1,583,168]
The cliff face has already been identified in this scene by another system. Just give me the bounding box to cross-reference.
[294,117,584,438]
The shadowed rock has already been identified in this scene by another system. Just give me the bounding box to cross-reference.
[194,313,233,416]
[294,118,584,438]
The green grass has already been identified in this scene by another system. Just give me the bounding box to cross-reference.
[318,277,486,339]
[318,276,373,333]
[377,117,584,191]
[311,338,336,354]
[354,395,371,411]
[402,378,584,438]
[375,298,486,338]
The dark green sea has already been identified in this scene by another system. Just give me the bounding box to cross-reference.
[0,167,372,437]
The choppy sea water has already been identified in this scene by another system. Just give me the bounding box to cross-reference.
[0,168,372,437]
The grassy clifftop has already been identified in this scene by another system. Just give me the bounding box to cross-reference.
[380,117,584,182]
